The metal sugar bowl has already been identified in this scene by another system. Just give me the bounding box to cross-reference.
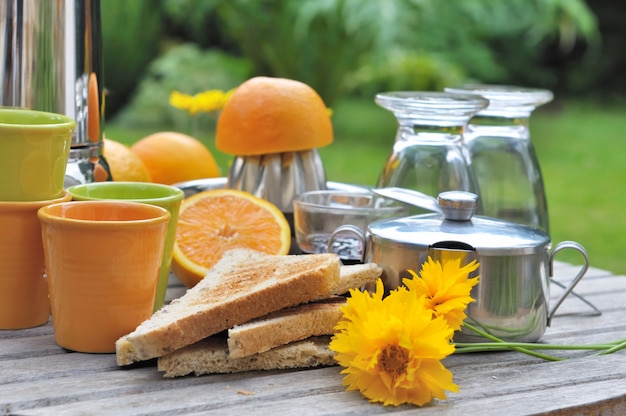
[341,190,590,342]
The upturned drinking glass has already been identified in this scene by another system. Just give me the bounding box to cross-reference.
[376,92,489,212]
[445,85,553,233]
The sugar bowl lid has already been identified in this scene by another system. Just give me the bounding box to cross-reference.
[368,189,551,255]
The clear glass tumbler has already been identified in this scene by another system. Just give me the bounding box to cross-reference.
[445,85,553,232]
[376,92,489,212]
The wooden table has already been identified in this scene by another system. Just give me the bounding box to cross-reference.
[2,261,626,415]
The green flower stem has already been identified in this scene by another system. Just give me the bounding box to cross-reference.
[455,343,614,352]
[459,322,563,361]
[454,345,520,353]
[596,338,626,355]
[457,323,626,360]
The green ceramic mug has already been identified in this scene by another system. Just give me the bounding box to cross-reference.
[67,181,184,311]
[0,107,75,201]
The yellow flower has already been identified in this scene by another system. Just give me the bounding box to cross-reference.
[169,89,235,116]
[169,90,194,111]
[405,257,480,331]
[330,279,458,407]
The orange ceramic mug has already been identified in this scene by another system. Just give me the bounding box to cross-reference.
[38,201,170,353]
[0,192,72,329]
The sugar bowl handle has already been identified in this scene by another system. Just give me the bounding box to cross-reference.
[548,241,590,326]
[328,224,366,262]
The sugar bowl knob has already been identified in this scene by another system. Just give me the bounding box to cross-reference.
[437,191,478,221]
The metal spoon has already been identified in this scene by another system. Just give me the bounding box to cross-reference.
[371,187,442,213]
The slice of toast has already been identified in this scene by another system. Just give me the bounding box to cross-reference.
[227,263,382,358]
[158,336,335,378]
[227,296,345,359]
[319,262,382,299]
[116,248,340,366]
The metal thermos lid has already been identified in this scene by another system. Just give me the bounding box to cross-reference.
[368,191,551,255]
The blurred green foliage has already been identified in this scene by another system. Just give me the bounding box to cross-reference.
[111,44,251,131]
[101,0,164,118]
[102,0,601,121]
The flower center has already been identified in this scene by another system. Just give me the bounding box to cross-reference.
[378,344,409,379]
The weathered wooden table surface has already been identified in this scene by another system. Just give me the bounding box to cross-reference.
[2,261,626,415]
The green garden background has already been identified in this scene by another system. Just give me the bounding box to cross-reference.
[101,0,626,275]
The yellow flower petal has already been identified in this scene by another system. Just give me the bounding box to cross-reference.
[169,88,235,115]
[169,90,194,111]
[330,278,457,407]
[404,257,480,331]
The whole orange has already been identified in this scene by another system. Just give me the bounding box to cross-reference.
[102,138,152,182]
[130,132,220,185]
[215,77,333,156]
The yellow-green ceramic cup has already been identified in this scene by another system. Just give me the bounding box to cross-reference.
[0,108,75,201]
[66,182,184,311]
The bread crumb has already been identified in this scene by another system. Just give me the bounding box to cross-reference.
[237,389,256,396]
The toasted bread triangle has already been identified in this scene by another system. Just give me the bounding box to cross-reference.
[227,296,345,359]
[116,248,340,365]
[158,336,335,378]
[227,262,382,358]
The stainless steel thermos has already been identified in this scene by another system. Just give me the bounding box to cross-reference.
[0,0,111,185]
